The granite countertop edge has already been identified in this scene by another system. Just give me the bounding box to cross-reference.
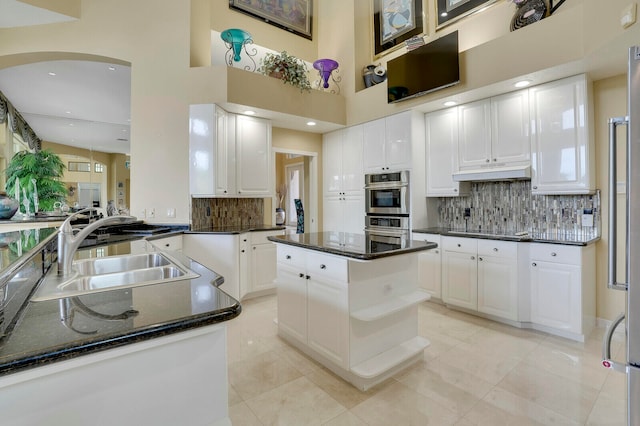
[412,227,600,246]
[268,235,437,260]
[185,225,286,234]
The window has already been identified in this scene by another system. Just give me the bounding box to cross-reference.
[68,161,91,172]
[94,162,105,173]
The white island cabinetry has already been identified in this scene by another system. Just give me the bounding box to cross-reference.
[275,242,430,390]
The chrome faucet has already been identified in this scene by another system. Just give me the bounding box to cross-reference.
[57,209,136,276]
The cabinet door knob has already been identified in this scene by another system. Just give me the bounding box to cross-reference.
[532,262,537,267]
[435,250,439,254]
[224,190,227,194]
[479,257,483,261]
[533,186,538,190]
[493,158,497,162]
[241,249,245,253]
[165,243,170,247]
[286,255,291,259]
[253,246,256,250]
[454,189,458,192]
[485,159,490,163]
[493,247,498,252]
[471,256,475,260]
[305,275,310,280]
[551,252,557,257]
[320,264,326,269]
[457,243,461,247]
[299,273,304,278]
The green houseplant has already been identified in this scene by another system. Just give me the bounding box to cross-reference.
[258,51,312,93]
[5,149,68,214]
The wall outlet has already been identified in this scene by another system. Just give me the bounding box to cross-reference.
[147,208,155,219]
[166,208,176,218]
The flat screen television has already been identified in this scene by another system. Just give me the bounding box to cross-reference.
[387,31,460,103]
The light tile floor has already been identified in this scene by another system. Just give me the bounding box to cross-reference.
[227,295,627,425]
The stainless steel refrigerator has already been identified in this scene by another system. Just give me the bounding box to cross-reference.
[603,45,640,426]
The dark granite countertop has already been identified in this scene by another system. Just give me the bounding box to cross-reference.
[186,224,286,234]
[268,232,437,260]
[412,227,600,246]
[0,229,240,377]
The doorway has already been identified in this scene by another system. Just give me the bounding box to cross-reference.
[273,148,318,233]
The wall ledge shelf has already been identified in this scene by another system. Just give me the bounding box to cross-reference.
[351,336,430,379]
[351,290,431,321]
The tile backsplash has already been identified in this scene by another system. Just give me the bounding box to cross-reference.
[191,198,264,230]
[437,181,600,239]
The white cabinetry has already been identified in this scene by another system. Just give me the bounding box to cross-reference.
[425,108,469,197]
[529,243,595,341]
[183,229,283,301]
[149,234,183,252]
[189,104,273,197]
[529,74,595,194]
[363,111,412,173]
[442,237,519,321]
[275,244,429,390]
[323,126,364,233]
[413,232,442,300]
[458,92,531,170]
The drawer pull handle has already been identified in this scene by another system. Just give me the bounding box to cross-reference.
[286,255,291,259]
[320,264,326,269]
[493,247,498,252]
[551,252,557,257]
[471,256,475,260]
[532,262,537,267]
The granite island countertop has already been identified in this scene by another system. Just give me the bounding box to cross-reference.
[0,228,240,377]
[186,224,285,234]
[268,232,437,260]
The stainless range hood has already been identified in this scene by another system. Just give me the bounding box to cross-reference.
[452,165,531,182]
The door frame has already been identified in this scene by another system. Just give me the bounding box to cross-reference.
[272,147,318,233]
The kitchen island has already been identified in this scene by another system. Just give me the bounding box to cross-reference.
[0,227,239,426]
[268,232,437,390]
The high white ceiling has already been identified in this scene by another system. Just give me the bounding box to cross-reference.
[0,0,76,28]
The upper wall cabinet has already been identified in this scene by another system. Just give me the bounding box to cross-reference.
[189,104,273,198]
[363,111,412,173]
[529,74,595,194]
[425,108,469,197]
[458,90,530,170]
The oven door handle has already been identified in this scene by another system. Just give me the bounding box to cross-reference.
[364,182,408,190]
[365,228,409,237]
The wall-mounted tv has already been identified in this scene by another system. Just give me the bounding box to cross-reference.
[387,31,460,103]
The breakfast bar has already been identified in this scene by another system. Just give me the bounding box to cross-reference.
[268,232,436,390]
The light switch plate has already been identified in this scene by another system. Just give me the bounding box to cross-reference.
[583,213,594,227]
[621,3,637,28]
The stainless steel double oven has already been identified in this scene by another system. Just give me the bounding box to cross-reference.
[364,171,410,251]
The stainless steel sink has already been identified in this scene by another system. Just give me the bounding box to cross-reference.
[74,253,171,275]
[32,252,200,301]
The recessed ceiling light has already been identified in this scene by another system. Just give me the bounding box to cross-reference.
[244,110,256,115]
[108,66,116,71]
[514,80,531,88]
[48,72,56,76]
[444,101,457,107]
[68,123,74,126]
[65,111,72,114]
[306,121,317,126]
[122,128,127,132]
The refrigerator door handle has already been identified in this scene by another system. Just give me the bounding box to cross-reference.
[602,311,627,373]
[608,117,630,291]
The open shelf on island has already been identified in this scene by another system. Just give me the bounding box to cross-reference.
[350,290,431,321]
[351,336,430,379]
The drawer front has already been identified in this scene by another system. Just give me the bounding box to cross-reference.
[277,244,305,269]
[305,252,348,283]
[477,239,517,259]
[442,236,478,253]
[250,229,285,245]
[529,243,582,265]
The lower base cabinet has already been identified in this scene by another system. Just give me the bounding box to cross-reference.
[414,233,442,300]
[275,244,430,390]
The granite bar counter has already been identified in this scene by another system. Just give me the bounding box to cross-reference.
[0,226,240,425]
[412,227,600,246]
[186,224,285,234]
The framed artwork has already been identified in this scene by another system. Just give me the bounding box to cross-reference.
[229,0,313,40]
[436,0,498,28]
[373,0,425,58]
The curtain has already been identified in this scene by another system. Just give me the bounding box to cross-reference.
[0,91,41,151]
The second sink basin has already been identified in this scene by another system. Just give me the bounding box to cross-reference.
[74,253,171,275]
[63,266,187,292]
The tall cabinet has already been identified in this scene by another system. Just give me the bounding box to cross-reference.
[363,111,413,173]
[323,125,364,234]
[189,104,273,198]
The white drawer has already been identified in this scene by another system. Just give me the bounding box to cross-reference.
[412,232,441,245]
[277,244,305,269]
[250,229,284,245]
[150,235,183,251]
[477,239,517,259]
[442,236,478,253]
[305,252,348,283]
[529,243,582,265]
